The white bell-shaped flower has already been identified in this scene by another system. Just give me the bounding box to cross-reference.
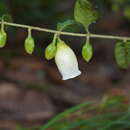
[55,39,81,80]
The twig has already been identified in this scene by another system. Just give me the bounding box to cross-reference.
[0,21,130,41]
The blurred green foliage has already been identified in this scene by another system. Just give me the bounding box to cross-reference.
[11,0,62,24]
[0,0,130,34]
[102,0,130,20]
[40,94,129,130]
[0,0,10,16]
[1,0,130,26]
[0,0,74,27]
[17,94,130,130]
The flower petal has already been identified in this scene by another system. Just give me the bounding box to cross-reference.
[55,39,81,80]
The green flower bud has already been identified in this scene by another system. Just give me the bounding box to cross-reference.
[82,42,93,62]
[0,30,7,48]
[45,43,57,60]
[24,36,35,54]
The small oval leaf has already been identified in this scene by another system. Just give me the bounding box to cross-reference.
[74,0,98,29]
[0,30,7,48]
[82,42,93,62]
[115,41,128,69]
[24,36,35,54]
[1,14,13,30]
[57,20,76,31]
[45,43,57,60]
[126,41,130,65]
[2,14,13,23]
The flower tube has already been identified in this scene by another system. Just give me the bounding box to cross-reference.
[55,39,81,80]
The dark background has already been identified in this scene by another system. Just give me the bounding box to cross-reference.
[0,0,130,129]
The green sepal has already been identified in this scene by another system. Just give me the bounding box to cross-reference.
[82,41,93,62]
[24,36,35,54]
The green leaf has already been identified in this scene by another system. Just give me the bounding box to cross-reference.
[82,41,93,62]
[0,14,13,31]
[126,41,130,64]
[24,36,35,54]
[74,0,98,29]
[57,20,76,31]
[1,14,13,23]
[0,29,7,48]
[45,43,57,60]
[115,41,130,69]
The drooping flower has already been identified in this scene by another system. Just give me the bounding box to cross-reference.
[55,39,81,80]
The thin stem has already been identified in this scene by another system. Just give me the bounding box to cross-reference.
[86,28,90,42]
[28,27,32,37]
[52,33,58,44]
[1,21,130,41]
[1,20,4,31]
